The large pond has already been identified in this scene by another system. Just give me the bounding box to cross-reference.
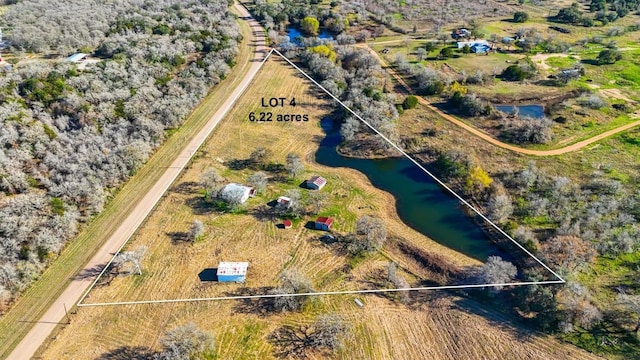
[286,27,333,45]
[495,104,544,119]
[315,119,507,261]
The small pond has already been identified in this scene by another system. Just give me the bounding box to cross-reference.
[495,104,544,119]
[286,27,334,45]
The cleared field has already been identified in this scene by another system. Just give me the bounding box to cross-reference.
[41,55,599,360]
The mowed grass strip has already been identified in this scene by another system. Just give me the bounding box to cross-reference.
[0,8,257,358]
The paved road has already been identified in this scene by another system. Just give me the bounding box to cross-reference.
[363,44,640,156]
[6,3,266,359]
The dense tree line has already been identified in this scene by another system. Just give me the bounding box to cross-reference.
[298,46,399,153]
[0,0,240,309]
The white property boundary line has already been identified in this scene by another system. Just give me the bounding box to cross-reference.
[77,48,564,309]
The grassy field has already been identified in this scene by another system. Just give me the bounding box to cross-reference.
[0,7,258,359]
[366,3,640,150]
[38,54,602,360]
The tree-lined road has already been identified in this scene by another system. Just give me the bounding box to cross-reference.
[4,2,266,359]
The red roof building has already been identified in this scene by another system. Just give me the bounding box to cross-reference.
[314,216,334,231]
[283,219,293,229]
[306,175,327,190]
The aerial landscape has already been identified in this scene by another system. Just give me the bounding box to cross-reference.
[0,0,639,359]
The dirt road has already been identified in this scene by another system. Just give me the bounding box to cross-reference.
[5,3,266,360]
[362,44,640,156]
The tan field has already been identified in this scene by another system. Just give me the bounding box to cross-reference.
[40,55,600,360]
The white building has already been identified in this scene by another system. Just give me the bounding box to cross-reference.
[220,183,255,204]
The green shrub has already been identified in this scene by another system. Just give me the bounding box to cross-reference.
[513,11,529,23]
[402,95,418,109]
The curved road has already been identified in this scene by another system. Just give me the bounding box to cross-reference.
[362,44,640,156]
[6,3,266,359]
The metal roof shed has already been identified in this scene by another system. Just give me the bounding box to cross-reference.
[217,261,249,283]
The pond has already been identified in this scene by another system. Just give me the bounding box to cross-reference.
[286,27,334,45]
[495,104,544,119]
[315,119,507,261]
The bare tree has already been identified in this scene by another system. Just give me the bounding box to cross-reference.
[617,293,640,333]
[346,216,387,256]
[540,235,596,272]
[200,168,224,198]
[486,194,513,224]
[270,314,351,358]
[285,153,304,178]
[283,189,303,217]
[155,322,215,360]
[249,147,272,169]
[272,268,314,312]
[247,171,268,194]
[114,246,148,276]
[188,220,205,242]
[305,191,327,214]
[477,256,517,290]
[386,262,410,303]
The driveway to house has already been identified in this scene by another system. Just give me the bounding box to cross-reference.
[361,44,640,156]
[5,2,266,359]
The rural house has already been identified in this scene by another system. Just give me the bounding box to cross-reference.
[305,175,327,190]
[221,183,256,204]
[315,217,334,231]
[217,261,249,283]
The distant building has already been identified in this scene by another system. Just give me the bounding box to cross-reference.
[470,43,491,54]
[65,53,88,63]
[456,40,489,49]
[217,261,249,283]
[315,217,334,231]
[305,175,327,190]
[277,196,292,208]
[283,219,293,229]
[451,28,471,40]
[221,183,256,204]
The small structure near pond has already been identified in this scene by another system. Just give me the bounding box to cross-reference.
[216,261,249,283]
[305,175,327,190]
[315,217,334,231]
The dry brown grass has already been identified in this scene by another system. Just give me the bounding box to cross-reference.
[41,56,598,360]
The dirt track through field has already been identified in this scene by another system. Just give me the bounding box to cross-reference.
[362,45,640,156]
[4,3,266,359]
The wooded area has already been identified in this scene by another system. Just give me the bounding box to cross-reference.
[0,0,240,309]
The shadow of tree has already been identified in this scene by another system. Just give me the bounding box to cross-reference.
[170,181,200,194]
[94,346,155,360]
[75,263,117,287]
[225,286,279,317]
[166,231,192,244]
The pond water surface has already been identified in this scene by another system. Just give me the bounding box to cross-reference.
[314,119,507,261]
[495,104,544,119]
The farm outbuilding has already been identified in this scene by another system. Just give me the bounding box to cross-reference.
[220,183,256,204]
[315,217,334,231]
[283,219,293,229]
[217,261,249,283]
[277,196,292,208]
[306,175,327,190]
